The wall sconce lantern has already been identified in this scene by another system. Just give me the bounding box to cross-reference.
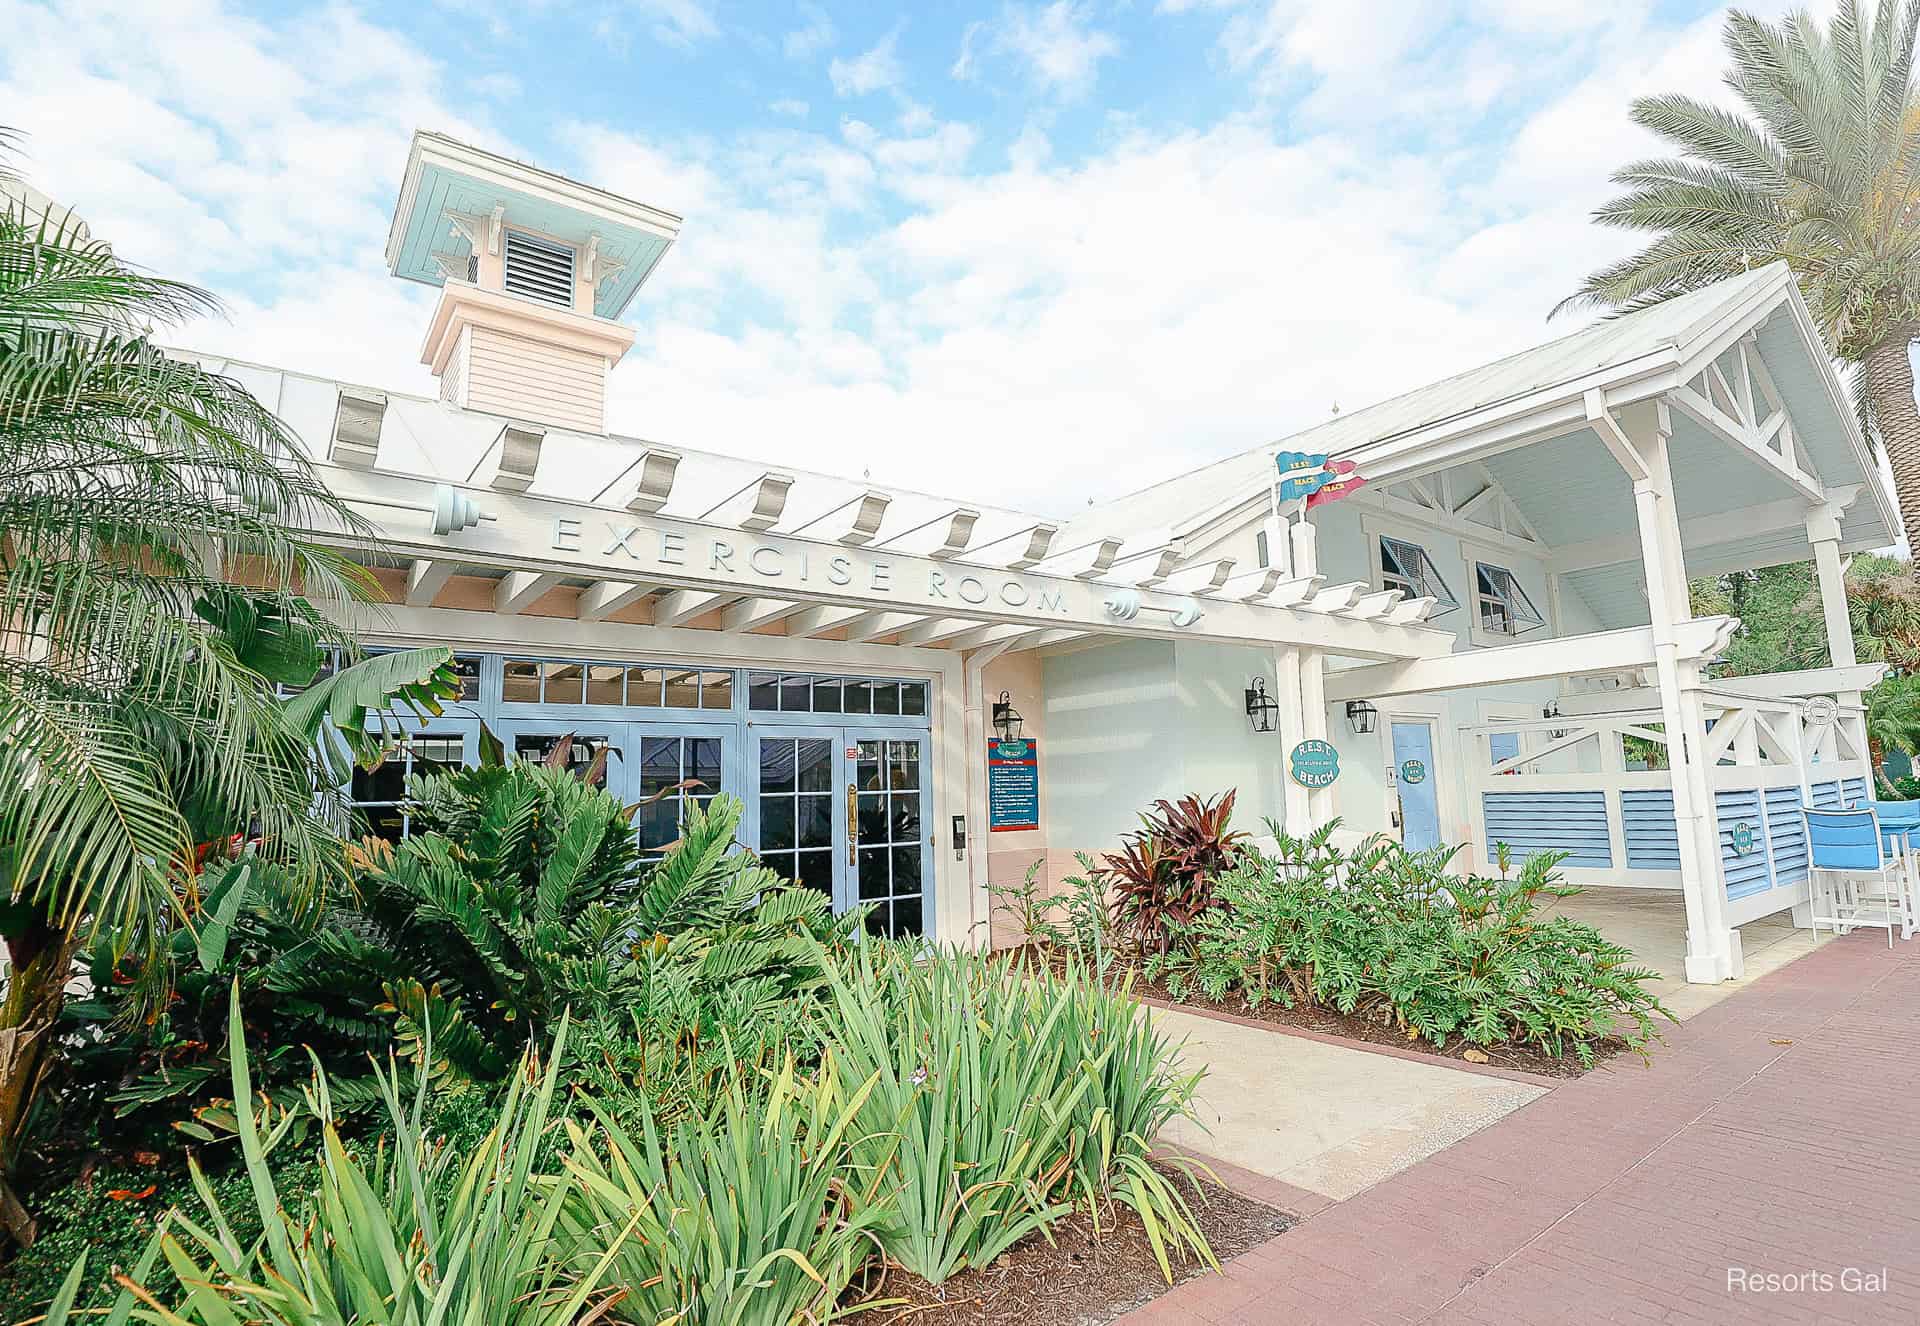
[1345,699,1378,735]
[1245,677,1279,733]
[992,690,1024,742]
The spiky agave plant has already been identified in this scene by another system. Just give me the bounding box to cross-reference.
[49,987,626,1324]
[817,944,1214,1286]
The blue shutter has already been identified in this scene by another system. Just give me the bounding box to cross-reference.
[1763,786,1808,886]
[1716,788,1771,899]
[1622,789,1681,870]
[1483,791,1611,867]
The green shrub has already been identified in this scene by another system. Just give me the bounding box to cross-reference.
[99,988,619,1325]
[557,1056,882,1324]
[279,779,860,1100]
[818,944,1211,1285]
[1155,820,1673,1065]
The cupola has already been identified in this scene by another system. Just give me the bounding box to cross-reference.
[384,131,681,434]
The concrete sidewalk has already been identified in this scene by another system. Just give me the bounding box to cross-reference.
[1128,933,1920,1325]
[1154,1004,1546,1200]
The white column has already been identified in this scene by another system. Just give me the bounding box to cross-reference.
[961,643,1012,949]
[1275,644,1310,834]
[1806,502,1857,668]
[1626,405,1740,982]
[1300,647,1333,825]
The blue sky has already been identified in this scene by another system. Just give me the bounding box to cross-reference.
[0,0,1792,511]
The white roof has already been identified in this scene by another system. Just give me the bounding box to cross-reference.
[1065,265,1896,561]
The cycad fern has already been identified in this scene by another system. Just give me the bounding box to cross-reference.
[1561,1,1920,548]
[272,765,862,1097]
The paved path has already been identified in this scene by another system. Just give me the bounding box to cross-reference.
[1127,934,1920,1325]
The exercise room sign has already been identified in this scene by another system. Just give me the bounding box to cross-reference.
[988,738,1040,832]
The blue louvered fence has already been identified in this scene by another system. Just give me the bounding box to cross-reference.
[1482,778,1855,896]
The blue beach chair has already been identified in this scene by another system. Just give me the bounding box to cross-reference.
[1803,807,1917,946]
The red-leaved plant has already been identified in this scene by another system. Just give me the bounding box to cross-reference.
[1100,791,1249,955]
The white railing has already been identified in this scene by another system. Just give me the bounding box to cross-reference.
[1461,675,1873,914]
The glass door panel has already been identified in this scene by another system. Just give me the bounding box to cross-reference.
[754,733,838,901]
[495,723,627,790]
[635,731,729,857]
[850,733,930,939]
[349,724,479,840]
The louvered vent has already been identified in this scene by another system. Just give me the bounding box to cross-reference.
[503,230,575,308]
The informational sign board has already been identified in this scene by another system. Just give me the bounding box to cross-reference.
[1290,739,1341,789]
[1399,758,1427,785]
[988,738,1040,831]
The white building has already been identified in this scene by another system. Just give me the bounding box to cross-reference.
[191,132,1897,984]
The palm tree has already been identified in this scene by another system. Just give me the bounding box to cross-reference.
[0,136,453,1244]
[1562,1,1920,550]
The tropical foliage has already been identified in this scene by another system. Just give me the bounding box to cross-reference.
[0,138,458,1244]
[1562,0,1920,548]
[1149,822,1673,1066]
[1096,791,1248,955]
[817,944,1212,1285]
[80,991,622,1326]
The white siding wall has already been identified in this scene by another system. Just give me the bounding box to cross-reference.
[463,325,608,433]
[1038,492,1612,862]
[1041,640,1179,852]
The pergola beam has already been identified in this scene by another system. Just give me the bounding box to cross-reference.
[405,558,453,608]
[495,570,562,615]
[577,579,652,623]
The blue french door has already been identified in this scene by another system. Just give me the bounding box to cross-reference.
[1391,719,1441,850]
[750,727,930,939]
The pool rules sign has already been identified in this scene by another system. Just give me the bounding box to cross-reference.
[988,738,1040,832]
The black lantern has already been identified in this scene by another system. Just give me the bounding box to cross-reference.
[1245,677,1279,733]
[1345,699,1378,735]
[992,690,1024,742]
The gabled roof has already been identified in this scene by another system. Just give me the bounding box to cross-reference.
[1065,265,1897,561]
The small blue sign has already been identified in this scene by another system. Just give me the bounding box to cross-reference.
[1290,739,1341,789]
[1400,758,1427,786]
[988,738,1040,832]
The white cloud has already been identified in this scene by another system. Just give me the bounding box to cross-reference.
[769,97,810,117]
[628,0,720,48]
[953,3,1119,99]
[783,3,835,60]
[829,28,905,97]
[0,0,1827,520]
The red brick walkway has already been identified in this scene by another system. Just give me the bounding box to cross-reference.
[1126,934,1920,1325]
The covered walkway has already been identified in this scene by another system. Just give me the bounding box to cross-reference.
[1129,932,1920,1325]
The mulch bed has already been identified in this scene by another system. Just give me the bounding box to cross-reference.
[1025,948,1630,1080]
[845,1166,1288,1326]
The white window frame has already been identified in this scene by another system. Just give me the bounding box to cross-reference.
[1362,516,1459,618]
[1464,548,1548,648]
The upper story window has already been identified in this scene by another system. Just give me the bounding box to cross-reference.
[747,672,928,718]
[1474,562,1545,638]
[503,229,576,308]
[1255,529,1269,569]
[500,658,732,710]
[1378,536,1458,616]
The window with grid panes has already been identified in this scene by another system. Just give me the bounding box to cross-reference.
[634,735,724,858]
[855,738,924,938]
[350,733,468,839]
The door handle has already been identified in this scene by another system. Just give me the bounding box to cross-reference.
[847,781,858,866]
